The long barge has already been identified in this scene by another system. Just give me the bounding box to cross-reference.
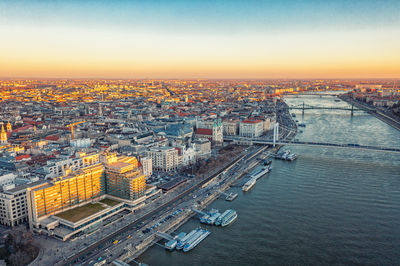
[182,229,211,252]
[242,166,271,192]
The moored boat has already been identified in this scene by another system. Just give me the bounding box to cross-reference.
[242,178,256,192]
[215,210,230,226]
[176,229,199,250]
[221,210,237,227]
[182,229,211,252]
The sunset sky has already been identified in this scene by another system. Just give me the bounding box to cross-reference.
[1,0,399,79]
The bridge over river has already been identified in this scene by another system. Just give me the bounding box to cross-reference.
[224,136,400,154]
[263,102,365,116]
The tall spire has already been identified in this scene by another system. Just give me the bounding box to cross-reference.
[0,123,7,144]
[6,121,12,132]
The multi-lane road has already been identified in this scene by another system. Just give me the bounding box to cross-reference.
[60,153,246,265]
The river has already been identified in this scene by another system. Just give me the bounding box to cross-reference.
[137,94,400,266]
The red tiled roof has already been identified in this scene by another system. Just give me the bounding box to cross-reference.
[45,135,59,141]
[242,119,262,124]
[16,154,30,161]
[22,119,44,125]
[195,128,212,135]
[13,125,33,132]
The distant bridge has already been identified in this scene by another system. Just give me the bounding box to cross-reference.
[284,93,340,97]
[289,103,361,111]
[264,103,363,115]
[281,102,363,116]
[224,136,400,154]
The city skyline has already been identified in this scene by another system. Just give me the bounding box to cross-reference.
[1,0,400,79]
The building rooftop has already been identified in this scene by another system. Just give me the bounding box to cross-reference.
[242,119,262,123]
[2,179,47,194]
[195,128,212,135]
[55,202,106,223]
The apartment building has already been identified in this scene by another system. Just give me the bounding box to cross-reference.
[147,146,179,172]
[44,151,100,178]
[140,157,153,177]
[104,154,146,200]
[27,163,105,230]
[222,119,239,135]
[0,181,44,227]
[239,119,264,137]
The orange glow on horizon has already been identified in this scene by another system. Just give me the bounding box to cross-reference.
[1,25,399,79]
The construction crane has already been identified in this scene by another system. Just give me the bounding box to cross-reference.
[66,121,86,140]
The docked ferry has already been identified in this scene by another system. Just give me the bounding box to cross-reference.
[215,210,231,226]
[176,229,200,250]
[242,167,271,191]
[182,229,211,252]
[242,178,257,192]
[221,210,237,227]
[165,232,187,251]
[252,167,271,181]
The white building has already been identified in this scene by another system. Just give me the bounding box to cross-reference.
[262,117,271,133]
[0,180,44,227]
[147,146,179,172]
[222,119,239,135]
[239,119,264,137]
[44,151,100,178]
[70,138,92,148]
[0,173,17,189]
[193,138,211,159]
[140,157,153,177]
[179,145,196,167]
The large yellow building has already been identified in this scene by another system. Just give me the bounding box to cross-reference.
[103,154,146,200]
[27,163,105,229]
[26,153,147,235]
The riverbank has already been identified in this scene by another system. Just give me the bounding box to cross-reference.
[117,105,295,264]
[117,145,270,264]
[139,92,400,266]
[339,95,400,131]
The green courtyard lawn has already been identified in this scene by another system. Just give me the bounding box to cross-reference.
[99,198,121,207]
[55,203,106,223]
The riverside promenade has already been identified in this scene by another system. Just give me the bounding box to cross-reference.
[339,95,400,131]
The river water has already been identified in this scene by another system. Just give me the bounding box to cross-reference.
[138,94,400,266]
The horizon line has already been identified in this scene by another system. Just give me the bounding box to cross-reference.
[1,76,399,81]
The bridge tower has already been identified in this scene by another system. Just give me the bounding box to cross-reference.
[351,104,354,117]
[302,102,305,115]
[273,122,279,147]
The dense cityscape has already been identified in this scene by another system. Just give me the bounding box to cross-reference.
[1,0,400,265]
[0,78,398,265]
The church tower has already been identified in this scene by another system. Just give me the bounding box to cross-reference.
[0,123,8,144]
[6,121,12,132]
[212,118,223,144]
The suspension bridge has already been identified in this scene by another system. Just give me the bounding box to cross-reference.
[286,102,363,116]
[263,102,364,116]
[225,136,400,153]
[225,120,400,154]
[283,93,340,97]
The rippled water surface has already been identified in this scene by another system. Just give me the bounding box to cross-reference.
[138,95,400,266]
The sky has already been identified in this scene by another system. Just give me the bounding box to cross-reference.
[0,0,399,79]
